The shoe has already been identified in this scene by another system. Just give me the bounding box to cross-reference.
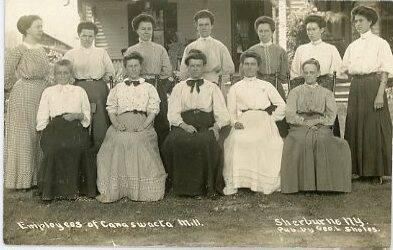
[96,194,114,203]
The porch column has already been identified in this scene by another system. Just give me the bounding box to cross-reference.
[277,0,287,50]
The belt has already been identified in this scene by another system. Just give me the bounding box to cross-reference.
[75,78,102,82]
[124,110,147,116]
[241,109,265,113]
[298,112,323,116]
[351,72,378,78]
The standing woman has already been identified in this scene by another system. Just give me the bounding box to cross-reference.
[63,22,115,151]
[342,6,393,183]
[4,15,51,189]
[124,14,173,152]
[36,60,92,200]
[247,16,288,99]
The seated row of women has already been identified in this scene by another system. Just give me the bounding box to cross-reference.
[36,50,351,203]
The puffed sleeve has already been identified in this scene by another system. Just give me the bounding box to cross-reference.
[62,50,73,63]
[266,84,286,121]
[102,50,115,77]
[167,83,184,127]
[378,39,393,75]
[179,46,190,80]
[106,86,119,114]
[146,84,161,115]
[4,46,23,91]
[36,89,50,131]
[290,47,302,79]
[285,88,305,126]
[226,85,238,126]
[212,84,230,128]
[160,46,173,79]
[80,88,91,128]
[220,44,235,76]
[318,90,337,126]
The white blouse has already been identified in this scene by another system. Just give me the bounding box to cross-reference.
[342,31,393,75]
[179,36,235,83]
[36,84,91,131]
[63,46,115,80]
[227,77,286,125]
[291,40,343,78]
[167,78,230,128]
[106,78,160,115]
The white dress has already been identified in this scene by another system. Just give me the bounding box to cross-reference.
[223,77,285,195]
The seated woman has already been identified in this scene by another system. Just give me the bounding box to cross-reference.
[96,52,166,203]
[163,50,230,198]
[223,51,285,195]
[36,59,93,200]
[281,58,351,193]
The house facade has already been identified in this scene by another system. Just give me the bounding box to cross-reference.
[77,0,278,69]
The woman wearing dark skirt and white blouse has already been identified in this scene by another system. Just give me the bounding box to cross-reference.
[96,52,166,203]
[342,6,393,183]
[36,60,93,200]
[163,50,230,198]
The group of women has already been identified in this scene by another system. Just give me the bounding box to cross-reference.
[4,5,392,203]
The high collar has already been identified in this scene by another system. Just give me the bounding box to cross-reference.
[260,41,272,47]
[22,42,42,49]
[139,38,152,44]
[198,36,212,41]
[124,77,145,83]
[360,30,372,39]
[80,45,94,50]
[186,77,204,81]
[311,39,323,45]
[243,76,257,81]
[55,83,73,90]
[305,82,318,88]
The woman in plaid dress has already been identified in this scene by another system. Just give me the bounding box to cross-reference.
[4,15,51,189]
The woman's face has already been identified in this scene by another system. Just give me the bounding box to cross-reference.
[257,23,273,44]
[79,29,95,48]
[196,17,213,38]
[26,19,43,41]
[306,22,323,42]
[242,57,259,78]
[188,59,204,79]
[353,15,372,34]
[54,65,72,85]
[302,63,320,85]
[125,59,142,79]
[136,21,153,42]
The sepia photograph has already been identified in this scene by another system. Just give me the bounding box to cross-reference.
[2,0,392,248]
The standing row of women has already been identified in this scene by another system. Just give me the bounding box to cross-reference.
[4,6,392,202]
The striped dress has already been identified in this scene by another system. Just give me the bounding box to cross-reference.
[4,44,50,189]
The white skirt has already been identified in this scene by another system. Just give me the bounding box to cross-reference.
[223,110,283,195]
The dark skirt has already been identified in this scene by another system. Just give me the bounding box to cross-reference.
[162,111,221,196]
[38,116,97,200]
[75,79,110,150]
[281,126,351,193]
[344,74,392,176]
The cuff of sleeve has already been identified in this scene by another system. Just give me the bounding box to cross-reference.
[170,118,184,127]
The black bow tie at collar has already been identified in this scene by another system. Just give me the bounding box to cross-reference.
[125,79,140,86]
[186,79,204,93]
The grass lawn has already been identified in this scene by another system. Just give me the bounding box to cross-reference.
[3,178,391,248]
